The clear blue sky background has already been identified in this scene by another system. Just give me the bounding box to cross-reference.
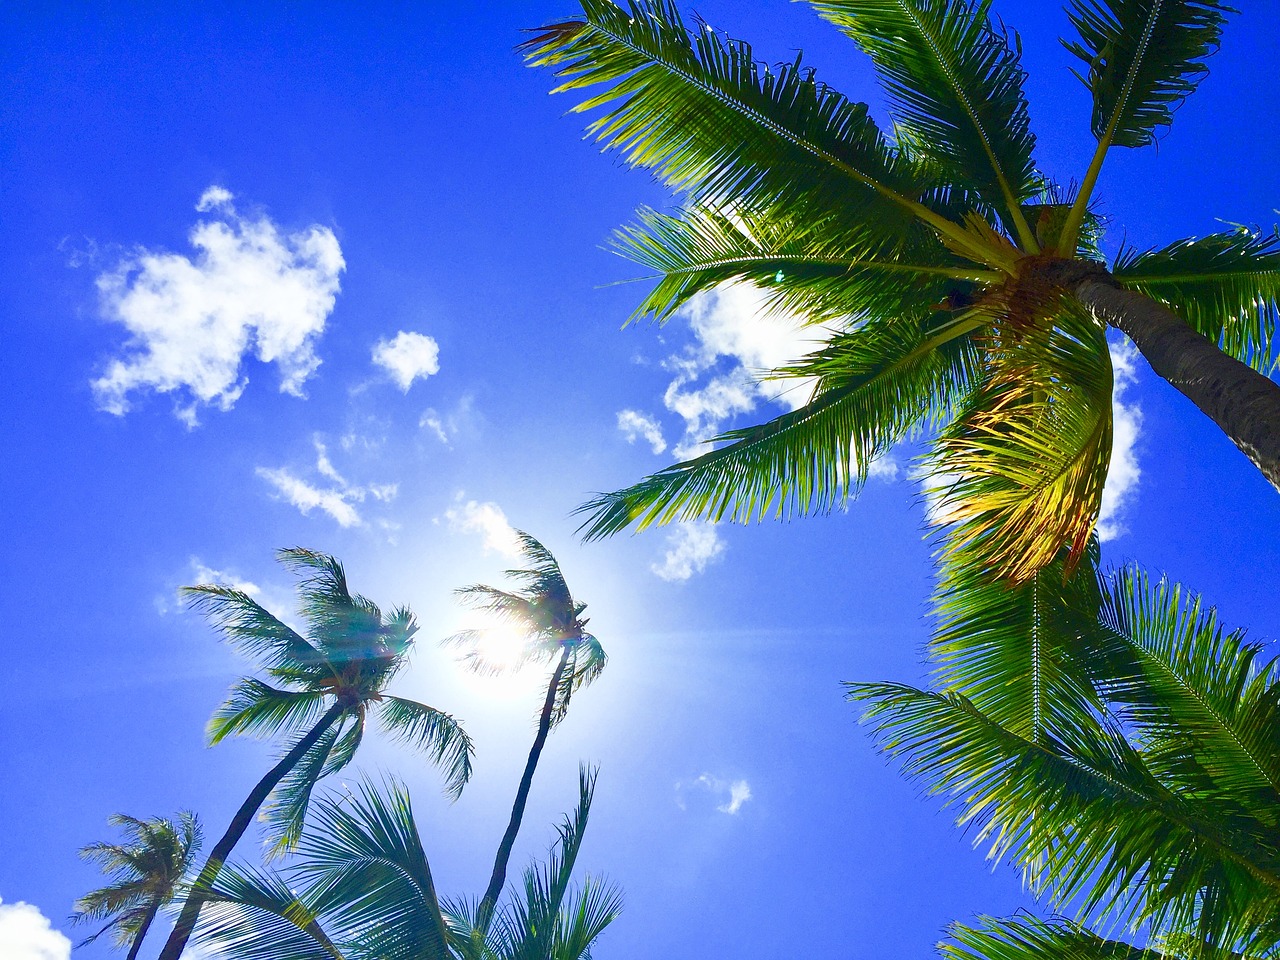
[3,3,1280,958]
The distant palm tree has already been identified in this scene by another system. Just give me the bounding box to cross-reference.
[448,532,607,928]
[191,769,621,960]
[526,0,1280,583]
[155,548,474,960]
[71,811,201,960]
[852,561,1280,957]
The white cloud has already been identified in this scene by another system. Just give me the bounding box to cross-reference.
[1097,336,1143,541]
[617,409,667,454]
[92,187,344,425]
[676,775,752,815]
[257,438,397,528]
[651,523,724,581]
[189,561,261,596]
[445,497,522,557]
[372,331,441,391]
[0,900,71,960]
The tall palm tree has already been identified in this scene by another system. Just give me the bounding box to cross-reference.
[448,532,607,927]
[189,768,622,960]
[524,0,1280,583]
[71,811,202,960]
[850,559,1280,958]
[155,548,475,960]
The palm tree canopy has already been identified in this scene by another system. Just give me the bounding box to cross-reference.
[184,547,473,852]
[448,532,606,725]
[191,769,621,960]
[72,811,202,947]
[524,0,1280,584]
[849,559,1280,955]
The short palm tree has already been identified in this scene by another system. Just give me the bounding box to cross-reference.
[851,559,1280,957]
[525,0,1280,582]
[71,811,202,960]
[448,532,607,927]
[190,768,622,960]
[155,548,475,960]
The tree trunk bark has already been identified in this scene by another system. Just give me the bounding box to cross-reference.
[124,899,160,960]
[1040,259,1280,492]
[155,700,348,960]
[477,645,573,929]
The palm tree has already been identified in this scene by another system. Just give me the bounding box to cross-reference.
[524,0,1280,582]
[155,548,475,960]
[850,559,1280,958]
[189,768,622,960]
[71,811,202,960]
[448,532,607,927]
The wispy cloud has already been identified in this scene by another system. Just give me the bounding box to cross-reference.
[92,186,344,426]
[257,438,397,528]
[444,496,521,557]
[372,331,441,391]
[1097,337,1143,541]
[0,899,71,960]
[674,774,753,815]
[617,409,667,454]
[651,522,724,581]
[419,395,477,447]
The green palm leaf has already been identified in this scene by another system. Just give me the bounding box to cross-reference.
[930,541,1103,744]
[199,864,343,960]
[181,585,324,676]
[377,696,474,801]
[812,0,1041,245]
[522,0,936,246]
[942,915,1155,960]
[577,308,983,538]
[1112,228,1280,371]
[613,204,989,324]
[263,723,347,857]
[1092,566,1280,823]
[206,679,330,746]
[1063,0,1233,150]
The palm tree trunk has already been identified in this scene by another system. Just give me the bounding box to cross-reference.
[155,700,347,960]
[1041,259,1280,492]
[477,646,572,928]
[124,899,160,960]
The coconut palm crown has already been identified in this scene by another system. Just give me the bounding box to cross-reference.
[71,811,202,960]
[525,0,1280,583]
[154,547,474,960]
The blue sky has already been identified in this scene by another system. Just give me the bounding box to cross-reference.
[3,2,1280,958]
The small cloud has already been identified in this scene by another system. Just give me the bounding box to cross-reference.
[420,410,449,444]
[651,523,724,581]
[419,395,477,446]
[91,186,344,425]
[675,774,753,815]
[0,899,71,960]
[1097,336,1143,542]
[444,497,521,557]
[617,409,666,454]
[372,331,440,391]
[257,438,397,528]
[188,561,261,596]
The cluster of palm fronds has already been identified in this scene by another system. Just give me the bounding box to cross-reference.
[73,537,616,960]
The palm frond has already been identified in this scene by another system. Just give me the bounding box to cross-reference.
[263,723,345,856]
[577,307,983,539]
[551,876,624,960]
[942,914,1155,960]
[1112,228,1280,372]
[207,679,329,746]
[1092,566,1280,824]
[930,541,1104,743]
[197,862,343,960]
[377,696,475,800]
[297,780,452,960]
[931,304,1113,582]
[812,0,1041,245]
[848,681,1280,942]
[182,584,324,675]
[522,0,944,250]
[1063,0,1232,150]
[613,204,984,324]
